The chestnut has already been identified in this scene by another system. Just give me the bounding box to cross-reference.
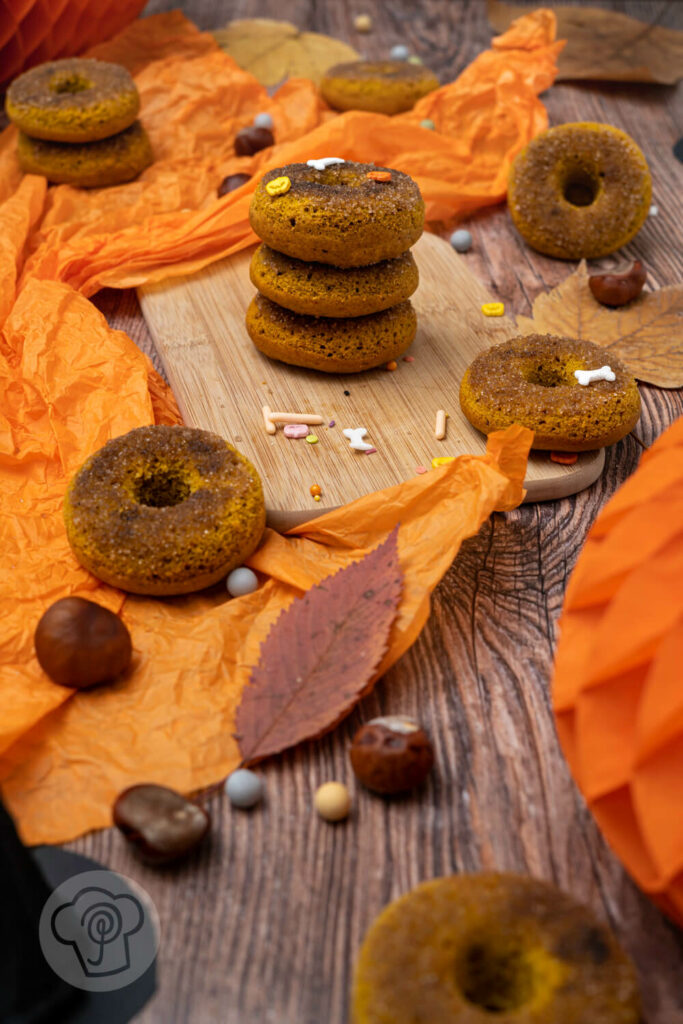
[589,261,646,307]
[349,716,434,795]
[234,125,274,157]
[34,596,132,689]
[217,172,251,197]
[113,784,210,865]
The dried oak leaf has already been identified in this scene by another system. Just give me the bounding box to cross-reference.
[514,262,683,389]
[487,0,683,84]
[213,18,359,87]
[236,527,402,764]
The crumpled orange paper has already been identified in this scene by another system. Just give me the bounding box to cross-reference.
[0,9,558,843]
[553,416,683,927]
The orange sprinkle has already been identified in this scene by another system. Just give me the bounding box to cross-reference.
[367,171,391,182]
[309,484,322,496]
[550,451,578,465]
[403,355,414,362]
[386,360,398,371]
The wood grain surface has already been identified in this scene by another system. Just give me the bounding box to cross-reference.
[138,232,604,528]
[72,2,683,1022]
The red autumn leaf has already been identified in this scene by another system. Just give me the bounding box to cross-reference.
[236,527,402,764]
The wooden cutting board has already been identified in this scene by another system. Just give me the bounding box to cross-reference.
[138,233,604,530]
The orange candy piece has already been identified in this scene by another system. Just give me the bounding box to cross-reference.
[366,171,392,182]
[550,452,579,465]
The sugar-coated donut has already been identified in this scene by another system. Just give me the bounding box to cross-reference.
[460,334,640,451]
[352,873,641,1024]
[249,244,419,318]
[64,425,265,596]
[321,60,439,115]
[6,59,140,143]
[246,294,416,373]
[249,161,424,268]
[507,123,652,259]
[17,121,153,187]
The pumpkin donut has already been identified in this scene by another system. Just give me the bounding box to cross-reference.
[507,122,652,259]
[249,161,424,267]
[249,244,419,318]
[17,121,153,187]
[352,873,641,1024]
[6,59,140,143]
[64,425,265,596]
[321,60,439,115]
[459,334,640,451]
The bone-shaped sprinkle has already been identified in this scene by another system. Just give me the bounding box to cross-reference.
[343,427,374,451]
[574,365,616,386]
[306,157,345,170]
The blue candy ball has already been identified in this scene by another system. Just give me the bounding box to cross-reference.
[253,112,274,130]
[390,44,410,61]
[449,229,473,253]
[225,769,264,808]
[420,118,435,131]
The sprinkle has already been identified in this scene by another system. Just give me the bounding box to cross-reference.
[364,448,377,455]
[434,409,447,440]
[344,390,351,396]
[270,411,324,425]
[574,365,615,386]
[403,355,414,362]
[415,465,427,474]
[328,420,335,427]
[390,44,410,60]
[649,204,658,217]
[367,171,392,182]
[407,55,423,65]
[310,484,322,496]
[550,452,578,465]
[306,434,318,444]
[306,157,345,171]
[262,404,276,435]
[314,494,322,501]
[420,119,435,130]
[283,423,310,438]
[354,13,372,32]
[449,228,472,253]
[386,360,398,371]
[432,456,455,468]
[266,175,291,196]
[343,427,374,451]
[481,302,505,317]
[253,112,273,129]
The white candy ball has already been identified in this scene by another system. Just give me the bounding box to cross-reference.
[449,229,473,253]
[225,769,264,808]
[226,566,259,597]
[390,44,410,61]
[253,112,274,130]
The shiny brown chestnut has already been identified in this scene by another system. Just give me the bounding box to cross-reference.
[350,716,434,795]
[234,125,274,157]
[589,261,646,307]
[217,172,251,196]
[34,596,132,689]
[113,784,211,865]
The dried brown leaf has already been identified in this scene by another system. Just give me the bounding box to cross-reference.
[236,527,402,764]
[213,18,359,87]
[488,0,683,84]
[515,262,683,388]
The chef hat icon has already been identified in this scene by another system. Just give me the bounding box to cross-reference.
[51,885,144,978]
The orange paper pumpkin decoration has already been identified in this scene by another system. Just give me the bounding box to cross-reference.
[0,0,147,92]
[553,416,683,927]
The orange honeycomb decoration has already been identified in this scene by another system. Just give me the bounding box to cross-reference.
[0,0,147,92]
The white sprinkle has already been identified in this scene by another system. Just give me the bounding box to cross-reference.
[343,427,374,451]
[306,157,345,171]
[649,204,658,216]
[434,409,447,440]
[574,366,616,386]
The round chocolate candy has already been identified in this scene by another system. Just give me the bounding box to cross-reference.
[217,172,251,196]
[234,125,274,156]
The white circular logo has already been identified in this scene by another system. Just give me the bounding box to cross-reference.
[39,869,159,992]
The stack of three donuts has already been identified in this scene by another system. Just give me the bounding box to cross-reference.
[245,160,425,373]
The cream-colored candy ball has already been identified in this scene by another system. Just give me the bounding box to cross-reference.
[354,13,372,32]
[314,782,351,822]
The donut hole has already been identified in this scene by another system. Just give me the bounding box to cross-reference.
[562,168,598,207]
[133,466,191,508]
[50,72,92,95]
[455,938,533,1013]
[524,362,569,388]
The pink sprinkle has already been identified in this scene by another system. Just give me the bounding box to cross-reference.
[403,356,414,362]
[415,465,427,474]
[328,420,336,427]
[283,423,309,438]
[364,447,377,455]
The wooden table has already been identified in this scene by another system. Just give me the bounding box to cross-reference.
[70,2,683,1021]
